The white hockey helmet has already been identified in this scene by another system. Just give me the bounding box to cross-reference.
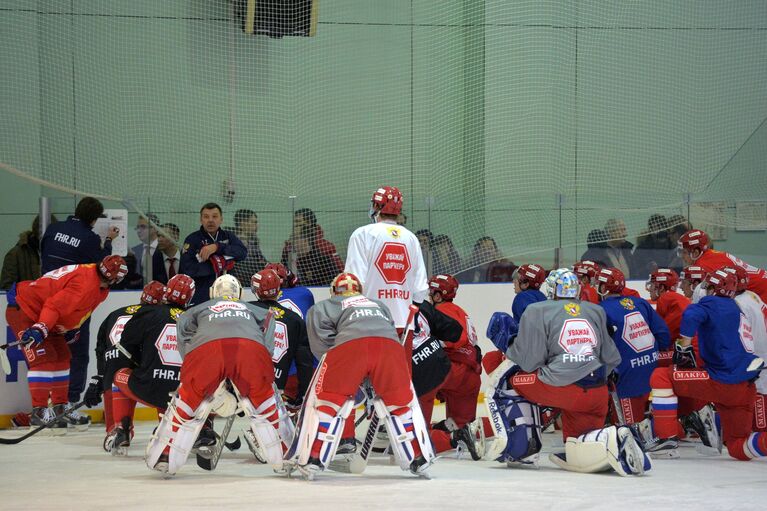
[210,274,242,301]
[544,268,580,299]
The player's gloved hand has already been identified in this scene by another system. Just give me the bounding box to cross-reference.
[84,375,104,407]
[20,323,48,347]
[673,342,697,368]
[210,255,227,276]
[487,312,518,353]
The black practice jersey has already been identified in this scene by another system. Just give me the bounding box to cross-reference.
[411,301,463,396]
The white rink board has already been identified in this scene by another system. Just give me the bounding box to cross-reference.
[0,281,652,415]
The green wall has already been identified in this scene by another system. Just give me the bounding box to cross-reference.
[1,1,765,269]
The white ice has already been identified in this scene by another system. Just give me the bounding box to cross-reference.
[1,409,765,511]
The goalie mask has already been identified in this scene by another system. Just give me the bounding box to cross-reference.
[210,274,242,301]
[331,273,362,297]
[544,269,580,299]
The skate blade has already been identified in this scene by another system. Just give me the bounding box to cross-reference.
[112,444,129,456]
[695,444,722,457]
[648,449,679,459]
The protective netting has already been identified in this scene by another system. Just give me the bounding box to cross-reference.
[1,1,765,287]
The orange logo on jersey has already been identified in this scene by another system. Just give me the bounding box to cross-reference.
[620,298,635,310]
[564,303,581,316]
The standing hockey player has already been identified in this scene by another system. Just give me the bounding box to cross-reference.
[146,275,280,476]
[488,269,650,476]
[86,280,167,437]
[344,186,428,335]
[649,269,766,460]
[678,229,767,302]
[595,268,670,426]
[427,274,483,460]
[250,269,313,406]
[4,256,127,432]
[573,260,601,304]
[104,274,195,456]
[511,264,547,320]
[290,273,435,479]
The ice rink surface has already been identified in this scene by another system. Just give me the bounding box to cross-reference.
[2,415,766,511]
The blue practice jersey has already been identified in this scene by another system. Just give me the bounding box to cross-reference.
[511,289,547,321]
[600,295,670,398]
[41,216,112,273]
[680,296,761,384]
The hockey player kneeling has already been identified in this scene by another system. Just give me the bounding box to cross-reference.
[287,273,435,480]
[486,269,652,476]
[145,275,282,476]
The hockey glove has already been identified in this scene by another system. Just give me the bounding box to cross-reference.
[673,342,697,369]
[20,323,48,347]
[84,375,104,407]
[487,312,519,353]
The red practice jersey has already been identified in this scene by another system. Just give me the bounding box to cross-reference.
[580,284,599,304]
[697,249,767,303]
[434,300,479,371]
[16,264,109,333]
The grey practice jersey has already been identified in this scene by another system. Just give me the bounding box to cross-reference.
[176,299,276,359]
[506,299,621,387]
[306,294,400,358]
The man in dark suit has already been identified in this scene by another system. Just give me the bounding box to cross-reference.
[151,223,181,285]
[131,213,160,277]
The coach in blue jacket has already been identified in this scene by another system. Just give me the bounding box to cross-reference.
[180,202,247,305]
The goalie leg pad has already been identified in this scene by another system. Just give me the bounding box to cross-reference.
[145,391,214,475]
[372,390,436,472]
[239,394,285,470]
[485,368,542,464]
[550,426,651,476]
[291,397,355,469]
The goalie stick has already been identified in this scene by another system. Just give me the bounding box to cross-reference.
[0,401,86,445]
[196,412,237,471]
[327,304,420,474]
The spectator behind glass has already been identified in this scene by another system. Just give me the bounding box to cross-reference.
[231,209,268,286]
[415,229,434,274]
[634,214,673,277]
[665,215,692,273]
[131,213,159,276]
[456,236,516,283]
[281,207,343,276]
[432,234,462,276]
[602,218,636,278]
[294,225,336,287]
[1,214,57,289]
[152,222,181,285]
[580,228,609,268]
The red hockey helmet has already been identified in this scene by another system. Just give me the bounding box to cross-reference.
[428,274,459,301]
[265,262,298,288]
[331,273,362,297]
[678,229,710,254]
[573,260,600,281]
[515,264,547,290]
[371,186,403,216]
[703,268,737,298]
[648,268,679,290]
[140,280,166,305]
[251,269,282,300]
[723,265,749,293]
[680,265,706,285]
[596,267,626,295]
[164,274,195,307]
[98,255,128,284]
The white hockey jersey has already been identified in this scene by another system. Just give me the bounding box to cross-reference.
[734,290,767,394]
[344,220,428,328]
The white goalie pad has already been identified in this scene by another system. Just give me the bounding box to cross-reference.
[371,384,436,472]
[145,390,216,475]
[291,397,355,468]
[238,394,285,470]
[549,426,650,477]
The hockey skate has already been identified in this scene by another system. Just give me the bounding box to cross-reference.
[409,455,433,478]
[193,417,218,458]
[60,402,91,432]
[31,406,66,436]
[616,426,650,476]
[452,421,484,461]
[644,437,679,459]
[682,405,722,456]
[336,437,358,455]
[296,457,323,481]
[111,417,133,456]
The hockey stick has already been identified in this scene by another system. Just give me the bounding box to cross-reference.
[196,412,237,471]
[0,401,86,445]
[1,340,28,375]
[328,306,420,474]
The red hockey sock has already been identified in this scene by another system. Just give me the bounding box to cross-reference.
[430,429,453,453]
[111,389,137,428]
[727,433,767,461]
[103,389,114,432]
